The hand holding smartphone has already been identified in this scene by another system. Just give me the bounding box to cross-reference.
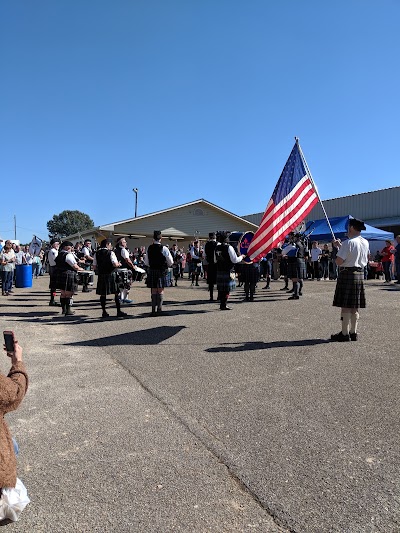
[4,330,15,354]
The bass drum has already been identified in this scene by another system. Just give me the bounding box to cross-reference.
[228,232,243,253]
[238,231,254,264]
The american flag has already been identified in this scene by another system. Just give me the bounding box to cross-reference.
[247,141,318,262]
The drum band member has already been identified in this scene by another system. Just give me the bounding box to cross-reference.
[47,238,60,306]
[80,239,94,292]
[54,241,84,316]
[282,233,306,300]
[114,237,136,304]
[204,232,218,301]
[144,230,173,316]
[331,218,369,342]
[94,239,127,318]
[215,231,244,310]
[171,244,183,287]
[189,240,202,286]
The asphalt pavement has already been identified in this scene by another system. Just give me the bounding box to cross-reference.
[0,274,399,532]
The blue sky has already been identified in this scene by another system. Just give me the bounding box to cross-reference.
[1,1,399,243]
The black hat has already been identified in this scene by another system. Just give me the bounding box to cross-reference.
[216,231,228,243]
[100,238,113,247]
[60,240,73,249]
[209,232,216,239]
[348,218,366,231]
[153,230,162,240]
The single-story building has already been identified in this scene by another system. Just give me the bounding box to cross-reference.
[66,199,258,250]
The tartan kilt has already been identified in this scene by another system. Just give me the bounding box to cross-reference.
[216,270,236,293]
[96,272,118,295]
[280,259,288,276]
[240,264,260,283]
[172,264,180,277]
[49,265,57,289]
[287,258,307,279]
[54,269,78,292]
[189,262,201,274]
[146,268,170,288]
[207,264,217,286]
[333,269,366,308]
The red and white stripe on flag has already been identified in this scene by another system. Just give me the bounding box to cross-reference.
[247,175,318,262]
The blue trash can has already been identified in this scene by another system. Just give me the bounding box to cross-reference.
[15,264,33,288]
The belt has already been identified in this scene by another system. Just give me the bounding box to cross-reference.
[341,267,362,272]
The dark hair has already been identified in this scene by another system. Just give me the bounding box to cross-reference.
[153,230,162,240]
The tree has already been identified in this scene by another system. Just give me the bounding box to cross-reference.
[47,210,95,238]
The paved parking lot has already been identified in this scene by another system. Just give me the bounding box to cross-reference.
[1,275,399,532]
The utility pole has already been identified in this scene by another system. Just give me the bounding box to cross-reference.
[133,188,138,218]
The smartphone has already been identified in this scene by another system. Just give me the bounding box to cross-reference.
[3,330,15,353]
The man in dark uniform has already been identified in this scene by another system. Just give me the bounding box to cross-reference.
[94,238,127,319]
[80,239,94,292]
[215,231,244,311]
[189,240,202,286]
[282,233,306,300]
[331,218,369,341]
[54,241,84,316]
[204,232,218,302]
[144,231,173,316]
[48,238,60,306]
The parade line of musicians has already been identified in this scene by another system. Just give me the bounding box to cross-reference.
[2,223,399,341]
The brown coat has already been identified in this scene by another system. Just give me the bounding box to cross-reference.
[0,361,28,488]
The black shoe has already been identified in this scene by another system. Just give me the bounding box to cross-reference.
[220,306,232,311]
[263,285,270,290]
[298,291,303,296]
[65,308,75,316]
[156,309,163,315]
[102,311,110,318]
[330,332,350,342]
[49,301,60,306]
[82,287,90,293]
[350,332,358,341]
[209,298,214,302]
[249,297,254,302]
[117,311,128,317]
[150,311,157,317]
[280,286,289,291]
[288,295,299,300]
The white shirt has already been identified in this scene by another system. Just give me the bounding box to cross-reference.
[227,245,243,264]
[310,247,322,261]
[48,247,58,267]
[81,246,92,259]
[65,253,78,268]
[337,236,369,268]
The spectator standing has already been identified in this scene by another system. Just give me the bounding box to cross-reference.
[380,240,395,283]
[394,235,400,284]
[310,241,322,280]
[0,241,16,296]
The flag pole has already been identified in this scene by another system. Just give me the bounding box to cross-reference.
[295,137,336,241]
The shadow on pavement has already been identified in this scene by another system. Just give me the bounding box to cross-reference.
[205,338,329,352]
[65,325,186,346]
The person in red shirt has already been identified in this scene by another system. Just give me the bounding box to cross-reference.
[380,240,395,283]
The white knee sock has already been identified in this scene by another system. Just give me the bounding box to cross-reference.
[341,313,351,335]
[350,312,360,334]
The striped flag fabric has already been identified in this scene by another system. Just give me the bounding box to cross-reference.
[247,141,318,262]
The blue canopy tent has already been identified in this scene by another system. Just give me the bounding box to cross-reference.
[305,216,394,242]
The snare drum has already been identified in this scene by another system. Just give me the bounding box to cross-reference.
[77,271,94,285]
[114,268,133,288]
